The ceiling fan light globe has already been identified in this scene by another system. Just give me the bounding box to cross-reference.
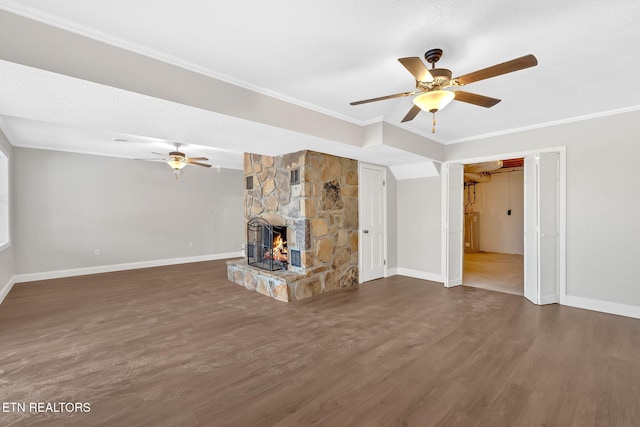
[413,90,455,113]
[167,158,187,170]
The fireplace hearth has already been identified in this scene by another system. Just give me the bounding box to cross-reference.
[247,217,288,271]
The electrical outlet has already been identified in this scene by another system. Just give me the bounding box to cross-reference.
[94,249,100,256]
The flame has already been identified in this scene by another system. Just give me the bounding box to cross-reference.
[271,233,288,262]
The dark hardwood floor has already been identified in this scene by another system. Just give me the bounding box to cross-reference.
[1,260,639,426]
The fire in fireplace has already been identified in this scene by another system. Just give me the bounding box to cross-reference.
[246,218,288,271]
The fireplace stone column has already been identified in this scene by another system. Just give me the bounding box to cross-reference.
[227,150,358,302]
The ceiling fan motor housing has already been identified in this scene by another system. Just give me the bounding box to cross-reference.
[417,68,452,91]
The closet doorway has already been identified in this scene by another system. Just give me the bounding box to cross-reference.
[443,149,564,305]
[462,158,524,296]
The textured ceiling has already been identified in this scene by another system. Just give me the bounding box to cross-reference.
[0,0,639,168]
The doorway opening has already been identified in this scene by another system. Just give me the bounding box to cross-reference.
[462,158,524,296]
[444,148,565,306]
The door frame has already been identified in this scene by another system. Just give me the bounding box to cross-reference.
[441,146,566,303]
[358,162,388,283]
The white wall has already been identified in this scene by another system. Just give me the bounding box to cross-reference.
[13,148,244,276]
[466,170,524,254]
[446,109,640,310]
[0,129,14,300]
[396,176,442,279]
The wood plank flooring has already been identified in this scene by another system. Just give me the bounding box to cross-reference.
[1,260,639,426]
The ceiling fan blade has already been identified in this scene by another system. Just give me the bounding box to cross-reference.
[401,105,422,123]
[350,91,417,106]
[398,57,434,83]
[186,156,209,161]
[454,91,501,108]
[454,54,538,85]
[151,152,169,156]
[187,161,212,168]
[135,158,166,162]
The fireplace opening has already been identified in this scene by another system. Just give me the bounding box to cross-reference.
[247,218,288,271]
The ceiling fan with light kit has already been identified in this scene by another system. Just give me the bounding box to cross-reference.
[350,49,538,133]
[137,142,212,178]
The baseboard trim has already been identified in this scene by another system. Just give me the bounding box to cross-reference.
[563,295,640,320]
[540,295,560,305]
[396,268,444,284]
[13,252,243,284]
[13,256,639,320]
[0,276,17,304]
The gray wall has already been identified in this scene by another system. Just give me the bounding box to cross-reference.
[0,130,13,290]
[397,176,442,275]
[13,148,244,275]
[446,109,640,307]
[385,171,397,270]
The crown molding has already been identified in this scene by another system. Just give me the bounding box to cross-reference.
[0,2,365,127]
[446,105,640,145]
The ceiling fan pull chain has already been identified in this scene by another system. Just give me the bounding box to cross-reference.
[432,112,436,133]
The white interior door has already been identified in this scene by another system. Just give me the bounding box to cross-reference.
[359,164,386,283]
[524,152,561,305]
[538,152,560,304]
[446,163,464,287]
[523,155,538,303]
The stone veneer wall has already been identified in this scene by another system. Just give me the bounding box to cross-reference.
[228,150,358,301]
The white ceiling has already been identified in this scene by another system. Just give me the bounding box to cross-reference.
[0,60,422,169]
[1,0,639,169]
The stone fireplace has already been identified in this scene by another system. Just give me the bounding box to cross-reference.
[227,150,359,302]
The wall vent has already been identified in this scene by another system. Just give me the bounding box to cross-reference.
[290,249,301,267]
[290,168,300,185]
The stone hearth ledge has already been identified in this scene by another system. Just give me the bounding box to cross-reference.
[227,259,309,302]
